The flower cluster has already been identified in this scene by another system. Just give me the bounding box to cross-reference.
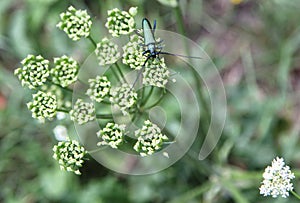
[134,120,168,156]
[27,91,57,122]
[95,38,120,66]
[105,7,137,37]
[86,76,111,103]
[40,84,71,110]
[259,157,295,198]
[50,55,79,87]
[143,58,170,88]
[53,139,86,175]
[97,123,126,148]
[70,99,95,125]
[14,55,49,89]
[110,83,137,115]
[122,34,146,70]
[57,6,92,41]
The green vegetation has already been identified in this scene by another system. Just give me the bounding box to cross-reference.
[1,0,300,202]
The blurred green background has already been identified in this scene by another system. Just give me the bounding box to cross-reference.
[1,0,300,202]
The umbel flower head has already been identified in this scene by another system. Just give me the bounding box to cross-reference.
[50,55,79,87]
[259,157,295,198]
[40,84,71,110]
[143,58,170,88]
[27,91,57,122]
[105,7,137,37]
[14,55,49,89]
[56,6,92,41]
[70,99,95,125]
[95,38,120,66]
[86,76,111,103]
[52,139,86,175]
[122,34,146,70]
[134,120,168,156]
[109,83,137,115]
[97,123,126,149]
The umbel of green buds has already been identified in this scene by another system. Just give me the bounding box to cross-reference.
[97,123,126,149]
[86,75,111,103]
[27,91,57,122]
[53,139,86,175]
[122,34,146,70]
[134,120,168,156]
[109,83,137,115]
[50,55,79,87]
[14,55,49,89]
[143,57,170,88]
[70,99,95,125]
[105,7,138,37]
[57,6,92,41]
[95,38,120,66]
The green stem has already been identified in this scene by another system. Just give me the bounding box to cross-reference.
[114,63,128,83]
[141,86,154,107]
[174,6,210,130]
[57,108,70,113]
[96,113,115,119]
[175,5,187,37]
[110,65,122,82]
[167,182,212,203]
[88,35,97,48]
[143,89,165,110]
[87,147,105,154]
[47,79,73,94]
[291,190,300,200]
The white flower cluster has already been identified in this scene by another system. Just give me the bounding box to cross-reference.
[86,76,111,103]
[70,99,95,125]
[143,58,170,88]
[259,157,295,198]
[52,139,86,175]
[27,91,57,122]
[105,7,137,37]
[122,34,146,70]
[14,55,49,89]
[110,83,137,115]
[95,38,120,66]
[134,120,168,156]
[56,6,92,41]
[50,55,79,87]
[97,123,126,149]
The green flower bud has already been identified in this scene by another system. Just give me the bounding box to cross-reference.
[97,123,126,149]
[53,139,86,175]
[57,6,92,41]
[27,91,57,122]
[50,55,79,87]
[14,55,49,89]
[105,7,137,37]
[70,99,95,125]
[109,83,137,115]
[86,76,111,103]
[134,120,168,156]
[95,38,120,66]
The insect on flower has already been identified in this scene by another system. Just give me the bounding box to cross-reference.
[132,18,202,88]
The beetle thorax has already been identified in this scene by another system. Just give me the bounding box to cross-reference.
[148,44,156,56]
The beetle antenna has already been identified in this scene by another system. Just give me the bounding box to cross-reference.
[159,51,202,59]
